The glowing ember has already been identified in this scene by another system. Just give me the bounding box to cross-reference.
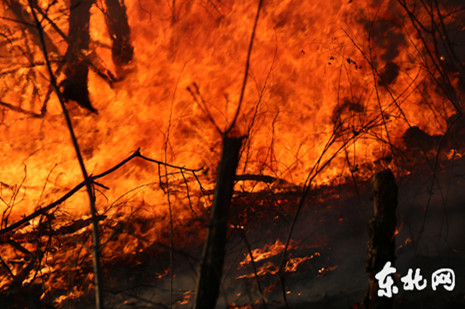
[317,265,338,277]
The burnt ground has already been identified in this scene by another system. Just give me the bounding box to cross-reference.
[12,153,464,309]
[88,155,465,309]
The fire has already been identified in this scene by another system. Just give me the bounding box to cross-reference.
[239,239,295,267]
[317,265,338,277]
[1,0,462,219]
[238,239,320,278]
[285,256,311,272]
[0,0,464,306]
[177,290,192,305]
[54,287,84,306]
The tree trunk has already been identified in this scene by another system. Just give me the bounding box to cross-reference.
[194,137,243,309]
[362,169,398,309]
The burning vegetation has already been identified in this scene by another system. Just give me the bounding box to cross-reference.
[0,0,464,308]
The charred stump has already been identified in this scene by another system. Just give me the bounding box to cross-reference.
[62,0,97,114]
[362,169,398,309]
[104,0,134,68]
[194,137,243,309]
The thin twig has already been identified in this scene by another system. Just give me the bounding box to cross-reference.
[26,3,103,306]
[277,129,361,307]
[239,228,267,308]
[224,0,263,136]
[186,83,222,135]
[0,148,202,236]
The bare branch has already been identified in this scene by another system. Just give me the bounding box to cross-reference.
[224,0,263,136]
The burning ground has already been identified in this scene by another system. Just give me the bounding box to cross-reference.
[0,0,465,308]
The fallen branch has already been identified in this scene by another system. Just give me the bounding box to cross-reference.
[235,174,277,184]
[0,148,202,236]
[0,215,107,245]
